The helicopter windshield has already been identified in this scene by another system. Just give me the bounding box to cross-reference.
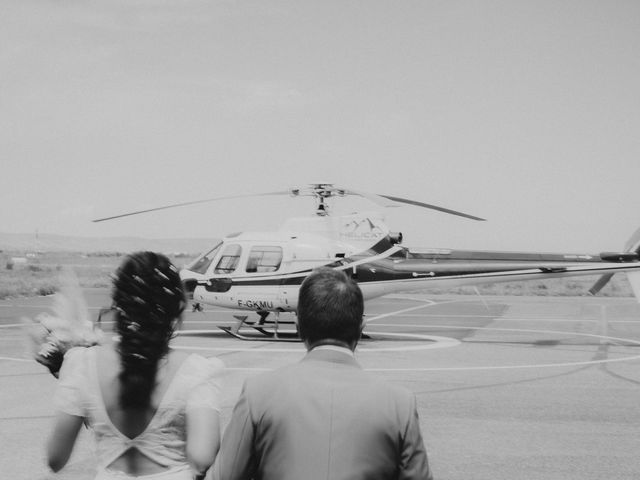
[188,242,222,274]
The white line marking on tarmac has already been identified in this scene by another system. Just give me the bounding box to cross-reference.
[173,344,305,354]
[0,304,105,309]
[364,351,640,371]
[0,356,33,363]
[364,299,436,323]
[171,332,460,353]
[372,322,640,342]
[4,326,640,371]
[384,313,629,322]
[361,333,460,351]
[170,299,456,353]
[3,297,639,371]
[170,324,640,371]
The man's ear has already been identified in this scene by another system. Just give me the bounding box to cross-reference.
[297,318,306,341]
[352,318,365,349]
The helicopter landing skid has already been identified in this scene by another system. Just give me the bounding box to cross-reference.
[218,326,301,342]
[251,326,300,339]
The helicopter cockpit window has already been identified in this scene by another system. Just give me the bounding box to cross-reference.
[246,246,283,273]
[214,244,242,274]
[188,242,222,275]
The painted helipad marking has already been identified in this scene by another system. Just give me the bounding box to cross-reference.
[363,323,640,371]
[7,321,638,370]
[3,297,640,371]
[0,356,33,363]
[171,331,460,353]
[170,309,640,371]
[362,333,460,351]
[0,304,105,309]
[364,298,437,323]
[165,298,451,353]
[169,298,456,353]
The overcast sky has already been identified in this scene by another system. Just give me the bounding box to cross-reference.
[1,0,639,253]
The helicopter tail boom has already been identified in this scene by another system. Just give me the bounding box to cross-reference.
[588,226,640,299]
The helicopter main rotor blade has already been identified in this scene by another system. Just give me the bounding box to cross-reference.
[340,187,485,221]
[92,191,290,223]
[377,194,486,221]
[339,188,399,208]
[93,183,485,223]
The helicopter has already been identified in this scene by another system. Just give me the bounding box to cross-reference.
[94,183,640,341]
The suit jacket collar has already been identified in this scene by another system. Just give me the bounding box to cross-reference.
[302,346,361,368]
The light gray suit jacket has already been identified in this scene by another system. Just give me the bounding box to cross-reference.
[215,347,432,480]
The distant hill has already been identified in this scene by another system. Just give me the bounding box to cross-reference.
[0,232,217,255]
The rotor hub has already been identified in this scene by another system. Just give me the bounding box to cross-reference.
[289,183,345,215]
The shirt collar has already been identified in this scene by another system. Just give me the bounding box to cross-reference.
[311,344,355,358]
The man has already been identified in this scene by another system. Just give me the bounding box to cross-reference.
[215,267,433,480]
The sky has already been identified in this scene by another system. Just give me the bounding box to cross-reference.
[1,0,639,254]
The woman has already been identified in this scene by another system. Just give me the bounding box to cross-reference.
[46,251,223,480]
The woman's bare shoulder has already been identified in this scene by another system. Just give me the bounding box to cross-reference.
[92,345,121,381]
[167,349,190,366]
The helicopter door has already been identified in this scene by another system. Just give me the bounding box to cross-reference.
[236,245,290,311]
[213,244,242,275]
[202,244,242,293]
[246,246,283,273]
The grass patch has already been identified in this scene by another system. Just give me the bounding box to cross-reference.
[408,275,634,297]
[0,252,198,300]
[0,266,60,298]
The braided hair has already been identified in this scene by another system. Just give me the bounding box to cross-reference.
[112,251,186,409]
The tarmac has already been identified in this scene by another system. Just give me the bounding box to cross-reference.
[2,289,640,480]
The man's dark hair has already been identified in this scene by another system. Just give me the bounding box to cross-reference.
[297,267,364,346]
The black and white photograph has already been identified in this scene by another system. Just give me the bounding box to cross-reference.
[1,2,640,479]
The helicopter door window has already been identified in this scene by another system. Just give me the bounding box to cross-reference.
[246,246,283,273]
[214,244,242,274]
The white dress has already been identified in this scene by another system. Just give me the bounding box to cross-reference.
[54,346,224,480]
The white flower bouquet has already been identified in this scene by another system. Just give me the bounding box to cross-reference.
[22,269,103,377]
